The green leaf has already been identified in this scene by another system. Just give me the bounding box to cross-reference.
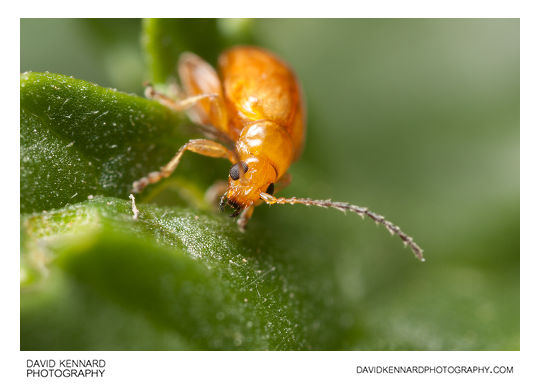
[21,197,350,350]
[20,72,221,213]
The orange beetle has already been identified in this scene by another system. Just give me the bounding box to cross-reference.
[132,46,424,261]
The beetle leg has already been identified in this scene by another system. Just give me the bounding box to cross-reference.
[132,139,236,193]
[144,82,236,148]
[178,52,229,131]
[204,180,229,207]
[144,83,219,112]
[237,205,255,232]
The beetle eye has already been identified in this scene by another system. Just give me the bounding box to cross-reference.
[265,183,275,195]
[229,162,248,180]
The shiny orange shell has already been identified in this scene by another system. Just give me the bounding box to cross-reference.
[219,46,306,158]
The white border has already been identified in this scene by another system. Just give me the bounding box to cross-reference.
[11,0,525,18]
[19,351,522,383]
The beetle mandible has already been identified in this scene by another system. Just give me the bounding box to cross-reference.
[132,46,424,261]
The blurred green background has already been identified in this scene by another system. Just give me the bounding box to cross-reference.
[20,19,519,350]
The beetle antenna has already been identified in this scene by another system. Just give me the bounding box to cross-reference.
[259,192,424,261]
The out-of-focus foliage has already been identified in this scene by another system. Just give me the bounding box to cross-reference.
[143,18,254,84]
[20,19,519,350]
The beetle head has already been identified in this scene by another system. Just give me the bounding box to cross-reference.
[221,157,276,215]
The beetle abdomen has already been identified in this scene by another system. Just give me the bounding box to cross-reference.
[219,46,304,146]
